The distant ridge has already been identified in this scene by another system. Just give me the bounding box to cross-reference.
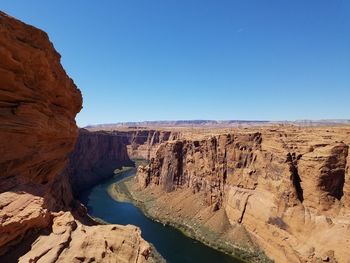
[84,119,350,129]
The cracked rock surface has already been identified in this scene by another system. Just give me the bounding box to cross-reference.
[0,11,158,262]
[19,212,152,263]
[135,127,350,262]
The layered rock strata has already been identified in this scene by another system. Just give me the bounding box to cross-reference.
[18,212,153,263]
[68,129,180,193]
[136,127,350,262]
[69,129,134,192]
[110,129,180,159]
[0,11,156,262]
[0,10,82,253]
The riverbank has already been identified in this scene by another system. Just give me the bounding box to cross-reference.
[84,214,167,263]
[114,159,149,174]
[108,176,272,263]
[81,164,244,263]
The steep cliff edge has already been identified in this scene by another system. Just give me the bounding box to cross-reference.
[0,11,156,262]
[69,129,134,192]
[68,128,179,193]
[0,10,82,253]
[87,129,181,159]
[121,129,180,159]
[134,127,350,262]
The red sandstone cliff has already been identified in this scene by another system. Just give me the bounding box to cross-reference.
[69,129,134,192]
[113,129,181,159]
[0,10,82,253]
[0,11,156,262]
[89,127,181,160]
[136,127,350,262]
[68,129,179,192]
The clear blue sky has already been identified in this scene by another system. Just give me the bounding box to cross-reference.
[2,1,349,126]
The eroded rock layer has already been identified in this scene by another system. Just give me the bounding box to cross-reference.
[105,129,181,159]
[68,129,179,192]
[136,127,350,262]
[0,11,156,262]
[69,129,134,192]
[0,10,82,253]
[18,212,152,263]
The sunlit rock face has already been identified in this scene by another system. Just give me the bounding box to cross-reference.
[67,128,181,193]
[136,127,350,262]
[0,11,82,193]
[118,129,181,159]
[85,129,181,159]
[0,12,156,263]
[0,10,82,253]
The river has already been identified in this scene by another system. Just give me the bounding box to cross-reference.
[79,166,243,263]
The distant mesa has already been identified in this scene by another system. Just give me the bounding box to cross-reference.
[85,119,350,129]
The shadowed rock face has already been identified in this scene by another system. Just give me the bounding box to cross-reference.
[0,12,82,193]
[68,129,179,193]
[136,127,350,262]
[68,129,134,193]
[110,129,181,159]
[317,143,348,200]
[0,10,82,252]
[0,12,156,262]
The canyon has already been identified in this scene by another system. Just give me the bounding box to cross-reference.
[68,129,133,192]
[68,128,180,192]
[1,9,350,263]
[0,11,158,263]
[112,129,181,160]
[127,126,350,262]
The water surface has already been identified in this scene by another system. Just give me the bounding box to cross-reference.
[79,167,243,263]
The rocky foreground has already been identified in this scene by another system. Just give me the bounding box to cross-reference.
[132,126,350,262]
[0,11,157,262]
[2,9,350,263]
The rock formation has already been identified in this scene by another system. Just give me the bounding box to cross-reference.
[18,212,152,263]
[112,129,180,159]
[0,11,156,262]
[69,129,134,192]
[136,127,350,262]
[67,129,179,193]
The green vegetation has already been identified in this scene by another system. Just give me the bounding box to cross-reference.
[113,158,149,175]
[113,166,134,175]
[108,176,272,263]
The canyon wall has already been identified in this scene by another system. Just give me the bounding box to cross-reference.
[0,10,82,254]
[114,129,180,159]
[68,129,179,193]
[69,129,134,192]
[136,127,350,262]
[0,11,156,262]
